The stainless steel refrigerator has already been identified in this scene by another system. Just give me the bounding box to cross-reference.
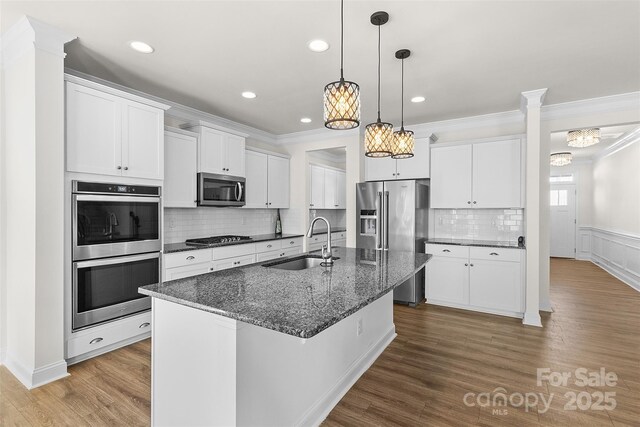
[356,180,429,306]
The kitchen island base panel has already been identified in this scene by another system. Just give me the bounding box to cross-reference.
[151,292,395,427]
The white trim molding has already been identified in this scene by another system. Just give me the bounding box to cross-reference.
[3,355,69,389]
[541,92,640,121]
[521,88,548,112]
[578,227,640,292]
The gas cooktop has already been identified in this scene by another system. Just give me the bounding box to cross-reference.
[185,235,253,246]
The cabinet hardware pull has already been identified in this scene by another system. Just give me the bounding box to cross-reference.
[465,263,468,266]
[310,204,314,207]
[139,322,150,328]
[210,268,214,271]
[123,166,128,171]
[490,252,499,256]
[290,241,294,244]
[470,263,474,267]
[443,249,451,253]
[467,201,471,204]
[265,203,269,205]
[90,338,103,345]
[473,201,476,204]
[117,166,122,170]
[186,256,195,260]
[267,244,272,248]
[269,202,272,205]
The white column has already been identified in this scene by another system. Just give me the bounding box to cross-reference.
[521,88,548,327]
[0,16,75,388]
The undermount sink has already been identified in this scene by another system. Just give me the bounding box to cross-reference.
[263,255,339,271]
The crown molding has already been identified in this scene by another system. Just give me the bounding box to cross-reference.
[593,125,640,161]
[275,127,360,146]
[63,68,277,145]
[520,88,548,112]
[1,15,75,69]
[308,150,346,165]
[541,92,640,121]
[408,110,525,138]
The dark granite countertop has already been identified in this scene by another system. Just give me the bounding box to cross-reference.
[140,248,431,339]
[426,238,525,249]
[164,233,305,254]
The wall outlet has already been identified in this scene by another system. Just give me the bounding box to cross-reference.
[356,318,363,336]
[168,217,176,229]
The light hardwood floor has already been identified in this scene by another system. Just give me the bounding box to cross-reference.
[1,259,638,426]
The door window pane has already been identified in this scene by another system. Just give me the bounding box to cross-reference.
[558,190,568,206]
[550,190,559,206]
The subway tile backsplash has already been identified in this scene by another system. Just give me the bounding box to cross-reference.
[308,209,347,232]
[432,209,525,242]
[164,208,280,244]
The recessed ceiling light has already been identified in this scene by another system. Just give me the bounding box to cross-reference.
[129,40,154,54]
[242,91,257,99]
[411,96,426,103]
[308,39,330,52]
[300,117,312,123]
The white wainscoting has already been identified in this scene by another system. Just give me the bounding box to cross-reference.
[577,227,640,292]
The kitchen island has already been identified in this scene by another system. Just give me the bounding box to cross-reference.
[139,248,430,427]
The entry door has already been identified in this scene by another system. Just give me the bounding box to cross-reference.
[550,184,576,258]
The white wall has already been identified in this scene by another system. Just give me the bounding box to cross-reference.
[592,141,640,235]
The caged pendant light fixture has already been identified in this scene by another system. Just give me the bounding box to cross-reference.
[364,11,393,158]
[391,49,414,159]
[324,0,360,130]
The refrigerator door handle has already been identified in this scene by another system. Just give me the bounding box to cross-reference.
[384,191,390,251]
[376,191,383,250]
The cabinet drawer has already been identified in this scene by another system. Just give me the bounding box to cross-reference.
[282,237,303,248]
[165,262,213,281]
[426,244,469,259]
[212,254,256,271]
[470,247,521,262]
[333,239,346,247]
[213,243,256,260]
[164,249,213,269]
[331,231,346,240]
[255,240,280,253]
[308,235,325,246]
[256,249,281,262]
[67,311,151,359]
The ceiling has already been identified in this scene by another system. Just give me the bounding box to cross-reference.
[550,123,640,160]
[2,1,640,135]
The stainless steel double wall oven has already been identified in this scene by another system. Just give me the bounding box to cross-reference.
[72,181,161,330]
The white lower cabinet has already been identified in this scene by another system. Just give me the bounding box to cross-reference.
[425,244,524,317]
[164,237,303,280]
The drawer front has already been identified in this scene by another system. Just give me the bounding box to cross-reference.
[281,247,302,257]
[67,311,151,359]
[256,249,281,262]
[212,254,256,271]
[426,244,469,259]
[165,262,213,281]
[308,235,325,247]
[331,231,346,240]
[470,246,522,262]
[282,237,303,248]
[255,240,280,253]
[164,249,213,269]
[213,243,256,260]
[333,239,346,247]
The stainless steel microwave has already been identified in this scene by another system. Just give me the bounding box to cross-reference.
[197,173,246,207]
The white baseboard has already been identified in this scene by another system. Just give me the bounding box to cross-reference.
[577,227,640,292]
[66,331,150,366]
[299,326,397,427]
[3,354,68,389]
[426,299,523,320]
[523,311,543,327]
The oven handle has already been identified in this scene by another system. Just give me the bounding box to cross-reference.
[235,182,244,202]
[73,252,160,269]
[74,194,161,203]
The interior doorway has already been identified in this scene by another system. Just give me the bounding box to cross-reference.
[550,182,576,258]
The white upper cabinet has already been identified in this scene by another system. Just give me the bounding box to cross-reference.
[472,139,521,208]
[309,165,325,209]
[365,137,430,181]
[245,151,269,208]
[267,155,290,209]
[164,129,198,208]
[66,79,167,179]
[336,171,346,209]
[431,138,523,209]
[244,150,290,209]
[186,124,246,177]
[430,144,473,208]
[324,169,337,209]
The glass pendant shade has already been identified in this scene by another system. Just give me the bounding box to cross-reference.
[392,128,415,159]
[364,120,394,157]
[550,152,572,166]
[324,79,360,130]
[567,128,600,148]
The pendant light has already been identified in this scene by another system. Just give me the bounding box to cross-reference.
[324,0,360,130]
[364,11,393,158]
[391,49,414,159]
